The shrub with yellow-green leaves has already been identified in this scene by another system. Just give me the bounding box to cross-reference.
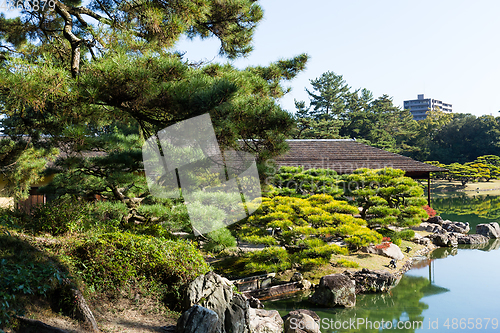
[343,168,428,227]
[236,194,381,273]
[268,166,343,197]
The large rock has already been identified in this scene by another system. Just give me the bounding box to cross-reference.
[429,233,457,247]
[343,269,397,293]
[476,223,500,239]
[284,312,320,333]
[176,305,219,333]
[183,271,233,310]
[362,243,404,260]
[225,294,250,333]
[183,272,249,333]
[282,310,320,323]
[453,233,489,245]
[426,224,447,234]
[442,221,470,234]
[427,216,444,225]
[248,308,283,333]
[309,274,355,308]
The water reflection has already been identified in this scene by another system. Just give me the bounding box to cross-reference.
[433,193,500,231]
[264,273,449,333]
[263,193,500,332]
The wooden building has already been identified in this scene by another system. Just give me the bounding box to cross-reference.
[275,139,447,204]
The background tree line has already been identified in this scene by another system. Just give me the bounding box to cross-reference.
[292,71,500,164]
[426,155,500,186]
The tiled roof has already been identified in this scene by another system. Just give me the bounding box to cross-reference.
[275,140,446,174]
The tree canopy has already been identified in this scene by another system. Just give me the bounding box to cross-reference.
[0,1,309,202]
[292,71,418,153]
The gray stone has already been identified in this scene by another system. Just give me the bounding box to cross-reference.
[248,296,264,309]
[427,216,444,225]
[426,224,447,234]
[453,233,489,245]
[362,243,404,260]
[309,274,356,308]
[430,233,457,247]
[176,305,219,333]
[225,294,250,333]
[343,269,397,293]
[476,223,500,239]
[183,271,233,311]
[284,313,320,333]
[183,272,249,333]
[411,222,429,232]
[248,308,283,333]
[442,221,470,234]
[290,272,304,282]
[283,310,320,323]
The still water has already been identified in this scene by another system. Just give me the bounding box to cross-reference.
[264,194,500,332]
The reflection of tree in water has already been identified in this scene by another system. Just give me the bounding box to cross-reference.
[433,194,500,224]
[265,275,449,333]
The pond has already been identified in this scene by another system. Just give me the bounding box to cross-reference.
[263,194,500,332]
[432,193,500,232]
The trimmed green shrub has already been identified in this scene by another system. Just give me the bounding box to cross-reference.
[343,168,428,227]
[269,166,343,197]
[398,229,415,241]
[65,232,209,309]
[237,194,380,273]
[241,246,291,274]
[336,259,360,268]
[203,227,237,253]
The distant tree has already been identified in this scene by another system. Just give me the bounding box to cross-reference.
[306,71,352,119]
[293,72,418,153]
[424,161,449,180]
[446,163,479,186]
[291,99,344,139]
[424,114,500,163]
[476,155,500,167]
[407,107,454,161]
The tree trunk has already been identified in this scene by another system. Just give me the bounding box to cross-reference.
[56,279,100,332]
[71,288,100,332]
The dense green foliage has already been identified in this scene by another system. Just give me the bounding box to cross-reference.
[344,168,428,227]
[62,232,210,309]
[418,114,500,164]
[292,71,418,152]
[376,228,415,247]
[235,194,381,273]
[1,196,189,237]
[293,71,500,162]
[0,235,67,328]
[266,166,342,197]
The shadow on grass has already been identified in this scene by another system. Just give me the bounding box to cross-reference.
[0,234,73,329]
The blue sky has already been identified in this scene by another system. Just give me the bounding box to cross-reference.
[2,1,500,116]
[174,0,500,117]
